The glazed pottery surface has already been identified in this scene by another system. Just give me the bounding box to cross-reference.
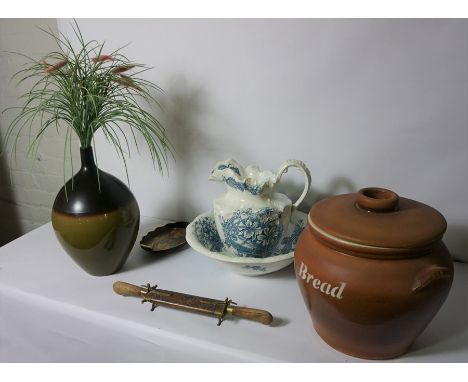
[209,159,311,258]
[294,187,454,360]
[52,147,140,276]
[186,210,307,276]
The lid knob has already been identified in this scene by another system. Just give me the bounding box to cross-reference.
[356,187,399,212]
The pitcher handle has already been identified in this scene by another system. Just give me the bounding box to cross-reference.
[276,159,311,208]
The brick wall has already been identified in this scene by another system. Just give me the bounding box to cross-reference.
[0,19,79,246]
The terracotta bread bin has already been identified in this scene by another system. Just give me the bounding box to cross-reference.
[294,187,454,360]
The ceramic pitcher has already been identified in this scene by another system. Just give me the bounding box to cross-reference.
[209,159,311,258]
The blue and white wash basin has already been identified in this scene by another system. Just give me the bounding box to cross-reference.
[186,210,307,276]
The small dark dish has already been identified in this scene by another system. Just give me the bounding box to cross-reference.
[140,222,189,252]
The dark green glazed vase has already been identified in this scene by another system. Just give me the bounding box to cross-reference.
[52,146,140,276]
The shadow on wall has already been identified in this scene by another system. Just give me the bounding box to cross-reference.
[0,134,23,246]
[444,225,468,263]
[277,175,468,263]
[157,75,247,221]
[151,74,468,261]
[276,175,357,214]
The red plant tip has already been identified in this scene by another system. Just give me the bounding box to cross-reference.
[112,74,141,90]
[111,65,136,74]
[45,59,68,74]
[92,55,114,63]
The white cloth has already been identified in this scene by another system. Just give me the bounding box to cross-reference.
[1,217,467,362]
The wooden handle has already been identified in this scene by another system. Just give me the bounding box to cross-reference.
[228,306,273,325]
[113,281,144,297]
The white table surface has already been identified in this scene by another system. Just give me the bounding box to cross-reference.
[0,216,467,362]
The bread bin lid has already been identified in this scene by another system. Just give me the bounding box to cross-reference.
[309,187,447,255]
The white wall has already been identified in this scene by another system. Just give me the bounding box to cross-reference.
[55,19,468,261]
[0,19,80,246]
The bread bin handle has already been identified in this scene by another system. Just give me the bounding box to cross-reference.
[412,265,452,293]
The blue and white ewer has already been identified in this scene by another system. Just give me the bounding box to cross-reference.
[209,159,311,258]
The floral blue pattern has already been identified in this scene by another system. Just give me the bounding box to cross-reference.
[277,219,305,254]
[242,265,267,272]
[194,216,224,252]
[225,177,263,195]
[214,163,241,176]
[221,208,283,258]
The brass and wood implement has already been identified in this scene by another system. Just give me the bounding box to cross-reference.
[113,281,274,326]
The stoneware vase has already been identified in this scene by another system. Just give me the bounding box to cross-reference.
[209,159,311,258]
[51,147,140,276]
[294,187,453,360]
